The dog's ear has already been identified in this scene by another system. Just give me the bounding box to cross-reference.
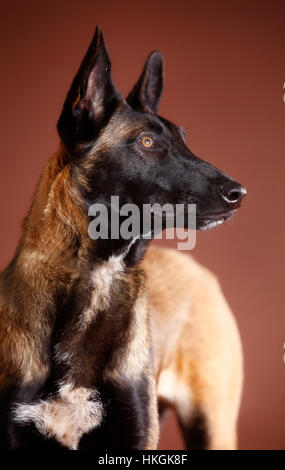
[57,26,121,155]
[126,51,164,113]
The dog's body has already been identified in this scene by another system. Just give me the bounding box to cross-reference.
[145,247,243,449]
[0,27,245,449]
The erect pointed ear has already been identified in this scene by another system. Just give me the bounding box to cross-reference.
[57,26,121,155]
[126,51,164,113]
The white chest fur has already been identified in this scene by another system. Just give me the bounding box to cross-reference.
[13,383,104,449]
[79,253,125,330]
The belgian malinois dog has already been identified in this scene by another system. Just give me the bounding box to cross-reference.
[0,26,246,450]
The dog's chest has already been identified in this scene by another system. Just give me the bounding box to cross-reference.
[79,253,126,328]
[12,255,150,449]
[13,383,104,449]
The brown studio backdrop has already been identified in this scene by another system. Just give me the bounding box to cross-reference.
[0,0,284,449]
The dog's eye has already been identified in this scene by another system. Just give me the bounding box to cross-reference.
[140,136,153,148]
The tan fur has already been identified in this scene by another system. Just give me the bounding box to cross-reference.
[104,291,149,383]
[143,246,243,450]
[0,148,85,390]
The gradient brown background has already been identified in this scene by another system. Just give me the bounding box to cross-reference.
[0,0,284,449]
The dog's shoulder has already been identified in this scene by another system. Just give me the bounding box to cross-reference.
[142,245,218,288]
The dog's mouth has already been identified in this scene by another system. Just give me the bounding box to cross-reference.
[196,210,236,231]
[150,207,236,231]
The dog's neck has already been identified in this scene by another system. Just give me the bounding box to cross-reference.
[2,147,149,388]
[18,146,148,270]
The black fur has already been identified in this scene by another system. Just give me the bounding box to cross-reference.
[178,412,209,450]
[79,375,150,450]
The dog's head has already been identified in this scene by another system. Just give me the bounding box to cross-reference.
[58,26,246,232]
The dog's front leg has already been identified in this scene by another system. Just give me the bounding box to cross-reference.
[79,370,159,450]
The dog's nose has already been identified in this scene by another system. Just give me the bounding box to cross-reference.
[218,181,247,207]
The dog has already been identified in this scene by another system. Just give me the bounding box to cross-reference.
[0,26,246,449]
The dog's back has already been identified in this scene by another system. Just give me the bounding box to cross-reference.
[143,247,243,449]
